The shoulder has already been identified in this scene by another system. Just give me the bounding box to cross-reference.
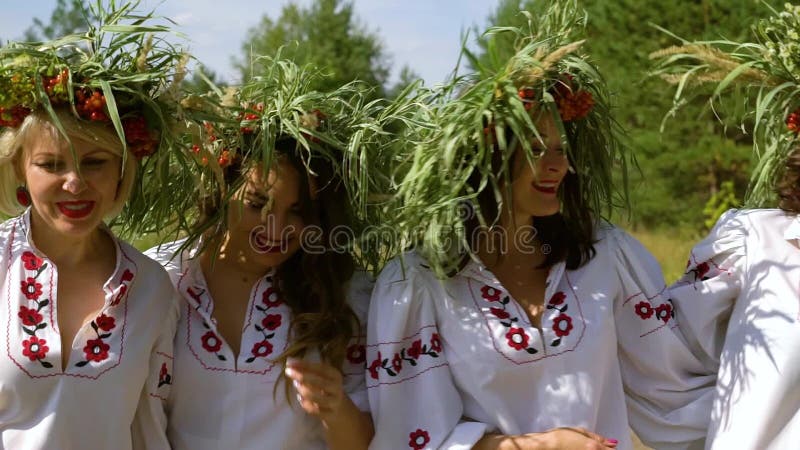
[119,240,174,289]
[375,251,440,289]
[594,222,651,258]
[144,238,189,279]
[371,251,443,310]
[0,216,16,253]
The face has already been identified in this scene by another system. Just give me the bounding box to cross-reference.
[225,158,306,271]
[20,131,122,239]
[509,114,570,219]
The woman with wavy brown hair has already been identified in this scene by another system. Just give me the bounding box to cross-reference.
[144,56,411,450]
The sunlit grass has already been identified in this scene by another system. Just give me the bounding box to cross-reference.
[625,226,702,284]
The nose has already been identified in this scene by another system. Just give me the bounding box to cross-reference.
[261,211,296,241]
[540,149,568,174]
[62,171,87,194]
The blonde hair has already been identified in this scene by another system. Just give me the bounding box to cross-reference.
[0,109,138,219]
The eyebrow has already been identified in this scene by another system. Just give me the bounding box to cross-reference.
[246,190,269,201]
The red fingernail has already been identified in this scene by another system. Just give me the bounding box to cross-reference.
[608,439,618,444]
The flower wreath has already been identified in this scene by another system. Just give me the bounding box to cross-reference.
[0,1,201,237]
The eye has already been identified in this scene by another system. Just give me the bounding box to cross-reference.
[530,146,546,158]
[81,158,110,168]
[34,160,63,172]
[243,197,265,209]
[243,191,268,209]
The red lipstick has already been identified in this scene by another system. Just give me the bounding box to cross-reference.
[56,201,95,219]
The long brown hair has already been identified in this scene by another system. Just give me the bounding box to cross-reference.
[196,136,359,380]
[462,126,597,272]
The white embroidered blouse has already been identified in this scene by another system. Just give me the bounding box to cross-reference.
[0,211,178,449]
[366,225,713,450]
[147,239,372,450]
[669,209,800,450]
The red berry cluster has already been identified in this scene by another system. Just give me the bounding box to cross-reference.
[122,116,158,159]
[75,89,109,122]
[203,121,217,142]
[218,149,232,168]
[518,88,537,111]
[43,69,69,105]
[0,105,32,128]
[239,102,265,134]
[552,78,594,122]
[240,113,260,134]
[786,108,800,133]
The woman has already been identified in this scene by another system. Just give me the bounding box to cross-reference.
[653,4,800,448]
[0,4,186,448]
[145,58,406,450]
[366,3,712,449]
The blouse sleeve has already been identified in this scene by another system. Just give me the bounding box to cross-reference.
[367,255,487,450]
[609,227,716,450]
[668,209,745,370]
[131,271,180,450]
[341,271,375,412]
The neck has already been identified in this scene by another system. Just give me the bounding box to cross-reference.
[475,208,545,270]
[29,213,112,268]
[200,232,272,283]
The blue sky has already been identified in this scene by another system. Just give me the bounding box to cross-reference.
[1,1,498,87]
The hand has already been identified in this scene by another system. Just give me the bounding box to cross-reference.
[284,358,346,420]
[530,427,618,450]
[476,427,618,450]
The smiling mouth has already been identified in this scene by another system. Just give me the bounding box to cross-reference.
[56,201,95,219]
[532,183,558,194]
[252,231,291,253]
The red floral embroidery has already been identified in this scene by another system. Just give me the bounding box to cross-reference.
[262,287,282,307]
[548,291,566,306]
[158,362,172,387]
[505,327,530,350]
[696,262,710,278]
[490,307,510,319]
[20,277,42,300]
[479,283,539,353]
[371,333,442,379]
[260,314,282,331]
[247,277,285,364]
[21,251,43,271]
[406,339,423,360]
[110,269,135,306]
[655,303,673,323]
[409,429,431,450]
[22,336,49,361]
[251,340,274,358]
[201,331,223,353]
[430,333,442,353]
[18,305,43,326]
[95,314,116,332]
[480,285,501,302]
[17,251,53,368]
[346,344,366,364]
[392,353,403,372]
[552,313,573,337]
[368,351,383,380]
[634,301,654,319]
[82,338,110,362]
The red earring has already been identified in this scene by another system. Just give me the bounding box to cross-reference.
[15,186,30,207]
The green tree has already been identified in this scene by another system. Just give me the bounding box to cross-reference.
[23,0,87,41]
[477,0,777,230]
[236,0,390,98]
